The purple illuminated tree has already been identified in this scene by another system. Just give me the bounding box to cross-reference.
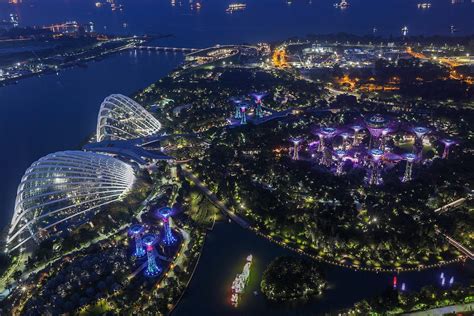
[250,92,268,118]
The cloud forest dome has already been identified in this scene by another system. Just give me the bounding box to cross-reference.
[7,151,135,252]
[96,94,162,142]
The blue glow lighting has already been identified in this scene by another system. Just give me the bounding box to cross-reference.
[143,235,161,277]
[129,224,146,257]
[163,218,177,245]
[157,207,177,246]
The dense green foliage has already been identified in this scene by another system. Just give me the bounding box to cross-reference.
[261,256,326,301]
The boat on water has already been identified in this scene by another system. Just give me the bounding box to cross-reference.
[226,3,247,13]
[334,0,349,8]
[230,254,253,307]
[417,2,431,9]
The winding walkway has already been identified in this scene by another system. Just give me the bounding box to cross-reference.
[180,166,249,228]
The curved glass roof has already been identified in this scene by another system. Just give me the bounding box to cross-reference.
[7,151,135,252]
[97,94,162,142]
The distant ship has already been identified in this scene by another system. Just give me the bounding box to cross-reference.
[402,26,408,36]
[230,254,253,307]
[417,2,432,9]
[334,0,349,8]
[226,3,246,13]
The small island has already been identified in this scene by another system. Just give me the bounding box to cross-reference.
[260,256,326,301]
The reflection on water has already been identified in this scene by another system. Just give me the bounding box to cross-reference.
[173,222,473,315]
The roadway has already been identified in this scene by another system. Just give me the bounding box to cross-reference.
[180,166,249,229]
[434,197,467,213]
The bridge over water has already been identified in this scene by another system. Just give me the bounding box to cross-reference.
[136,46,198,53]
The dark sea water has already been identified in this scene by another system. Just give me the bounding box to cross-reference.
[0,51,183,229]
[0,0,473,314]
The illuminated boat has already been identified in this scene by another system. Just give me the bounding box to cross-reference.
[230,254,253,307]
[334,0,349,8]
[226,3,247,13]
[417,2,431,9]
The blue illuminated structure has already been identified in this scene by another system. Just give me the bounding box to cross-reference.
[129,224,146,257]
[251,92,268,118]
[240,104,248,125]
[231,97,243,119]
[142,234,161,277]
[157,206,177,246]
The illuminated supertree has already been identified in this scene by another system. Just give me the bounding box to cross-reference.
[364,114,390,149]
[142,234,161,277]
[411,126,430,158]
[156,207,177,245]
[334,149,346,176]
[317,127,338,166]
[240,104,248,125]
[231,98,243,119]
[350,125,363,146]
[441,138,456,159]
[367,149,384,185]
[316,127,338,151]
[289,137,303,160]
[128,224,145,257]
[339,132,351,150]
[250,92,268,118]
[381,127,395,152]
[402,153,417,182]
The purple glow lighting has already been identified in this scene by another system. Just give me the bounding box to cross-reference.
[340,132,350,140]
[365,114,390,138]
[315,127,338,152]
[403,153,417,162]
[369,148,384,161]
[129,224,146,257]
[442,139,456,146]
[441,139,456,159]
[156,207,177,245]
[334,150,346,175]
[251,92,267,118]
[250,92,268,103]
[402,153,417,182]
[412,126,430,138]
[351,125,363,146]
[339,132,351,150]
[320,127,338,137]
[411,127,430,158]
[335,149,346,158]
[290,137,303,160]
[367,149,384,185]
[351,125,363,132]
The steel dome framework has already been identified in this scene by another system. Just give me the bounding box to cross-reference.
[97,94,162,142]
[7,151,135,252]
